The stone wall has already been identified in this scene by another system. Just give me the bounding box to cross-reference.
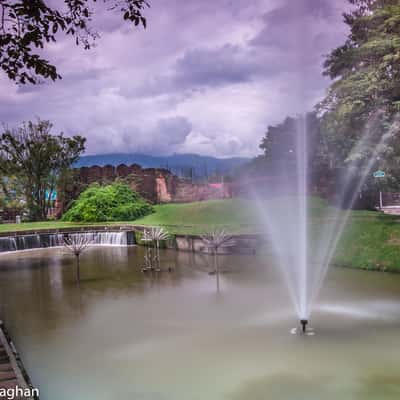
[174,181,231,202]
[59,164,232,215]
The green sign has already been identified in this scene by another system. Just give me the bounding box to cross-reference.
[373,170,385,178]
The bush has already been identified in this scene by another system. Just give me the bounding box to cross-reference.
[62,183,154,222]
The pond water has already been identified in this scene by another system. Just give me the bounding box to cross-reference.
[0,246,400,400]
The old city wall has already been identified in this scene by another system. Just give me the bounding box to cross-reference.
[59,164,231,214]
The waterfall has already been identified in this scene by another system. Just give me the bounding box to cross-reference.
[0,237,17,252]
[17,234,41,250]
[67,232,128,246]
[0,231,133,253]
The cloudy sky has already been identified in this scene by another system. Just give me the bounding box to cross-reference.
[0,0,350,157]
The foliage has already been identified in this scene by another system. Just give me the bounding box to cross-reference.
[0,119,85,221]
[0,0,149,84]
[0,174,26,213]
[62,182,153,222]
[320,0,400,183]
[240,112,330,183]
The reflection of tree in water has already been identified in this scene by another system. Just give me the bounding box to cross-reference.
[0,251,88,330]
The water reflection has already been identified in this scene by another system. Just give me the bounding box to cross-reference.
[0,247,399,400]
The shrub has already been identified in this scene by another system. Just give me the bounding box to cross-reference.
[62,183,153,222]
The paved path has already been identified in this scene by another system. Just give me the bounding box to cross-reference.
[0,322,36,399]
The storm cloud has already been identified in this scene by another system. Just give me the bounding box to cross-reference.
[0,0,350,157]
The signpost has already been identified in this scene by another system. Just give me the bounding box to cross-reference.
[373,170,385,209]
[373,170,385,178]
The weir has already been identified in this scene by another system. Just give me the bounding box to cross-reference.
[0,231,135,253]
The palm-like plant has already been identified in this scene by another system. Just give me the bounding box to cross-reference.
[200,229,234,291]
[200,229,235,255]
[63,235,92,283]
[142,227,169,272]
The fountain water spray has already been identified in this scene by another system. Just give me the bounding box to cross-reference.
[251,113,399,333]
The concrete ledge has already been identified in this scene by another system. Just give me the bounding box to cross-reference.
[0,225,137,238]
[174,234,263,254]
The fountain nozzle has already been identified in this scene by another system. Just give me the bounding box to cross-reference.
[300,319,308,333]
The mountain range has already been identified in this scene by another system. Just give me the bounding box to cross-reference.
[75,153,250,179]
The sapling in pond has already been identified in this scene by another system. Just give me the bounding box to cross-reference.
[142,227,170,272]
[63,235,92,283]
[201,229,235,289]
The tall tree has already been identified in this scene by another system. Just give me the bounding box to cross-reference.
[0,0,149,84]
[0,119,85,220]
[259,113,327,173]
[320,0,400,180]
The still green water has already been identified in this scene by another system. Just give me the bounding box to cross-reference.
[0,246,400,400]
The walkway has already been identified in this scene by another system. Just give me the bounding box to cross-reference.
[0,322,36,399]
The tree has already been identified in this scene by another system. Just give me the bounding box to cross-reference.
[0,0,149,84]
[63,235,92,283]
[320,0,400,181]
[0,174,25,214]
[0,119,86,221]
[62,182,153,222]
[242,112,328,178]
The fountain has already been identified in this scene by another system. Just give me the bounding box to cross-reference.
[253,114,400,332]
[300,319,308,333]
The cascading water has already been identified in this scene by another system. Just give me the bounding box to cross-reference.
[0,237,17,252]
[67,232,128,246]
[0,231,132,253]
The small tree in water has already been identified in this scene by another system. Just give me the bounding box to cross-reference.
[142,227,169,272]
[63,235,92,283]
[201,229,235,282]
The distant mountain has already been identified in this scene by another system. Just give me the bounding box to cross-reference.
[75,153,249,179]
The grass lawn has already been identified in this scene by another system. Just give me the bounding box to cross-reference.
[1,198,400,271]
[334,214,400,271]
[135,199,262,234]
[0,220,125,233]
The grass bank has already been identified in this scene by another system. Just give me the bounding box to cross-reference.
[135,199,261,234]
[1,198,400,271]
[334,214,400,272]
[0,220,124,233]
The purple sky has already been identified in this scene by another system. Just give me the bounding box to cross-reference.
[0,0,350,157]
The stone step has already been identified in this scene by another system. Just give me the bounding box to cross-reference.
[0,378,19,388]
[0,363,13,372]
[0,371,17,381]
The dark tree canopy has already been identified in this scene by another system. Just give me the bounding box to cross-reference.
[321,2,400,139]
[320,0,400,184]
[0,119,86,220]
[260,113,325,167]
[240,113,328,181]
[0,0,149,84]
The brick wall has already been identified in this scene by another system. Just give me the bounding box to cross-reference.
[59,164,232,215]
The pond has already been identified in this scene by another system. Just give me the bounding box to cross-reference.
[0,246,400,400]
